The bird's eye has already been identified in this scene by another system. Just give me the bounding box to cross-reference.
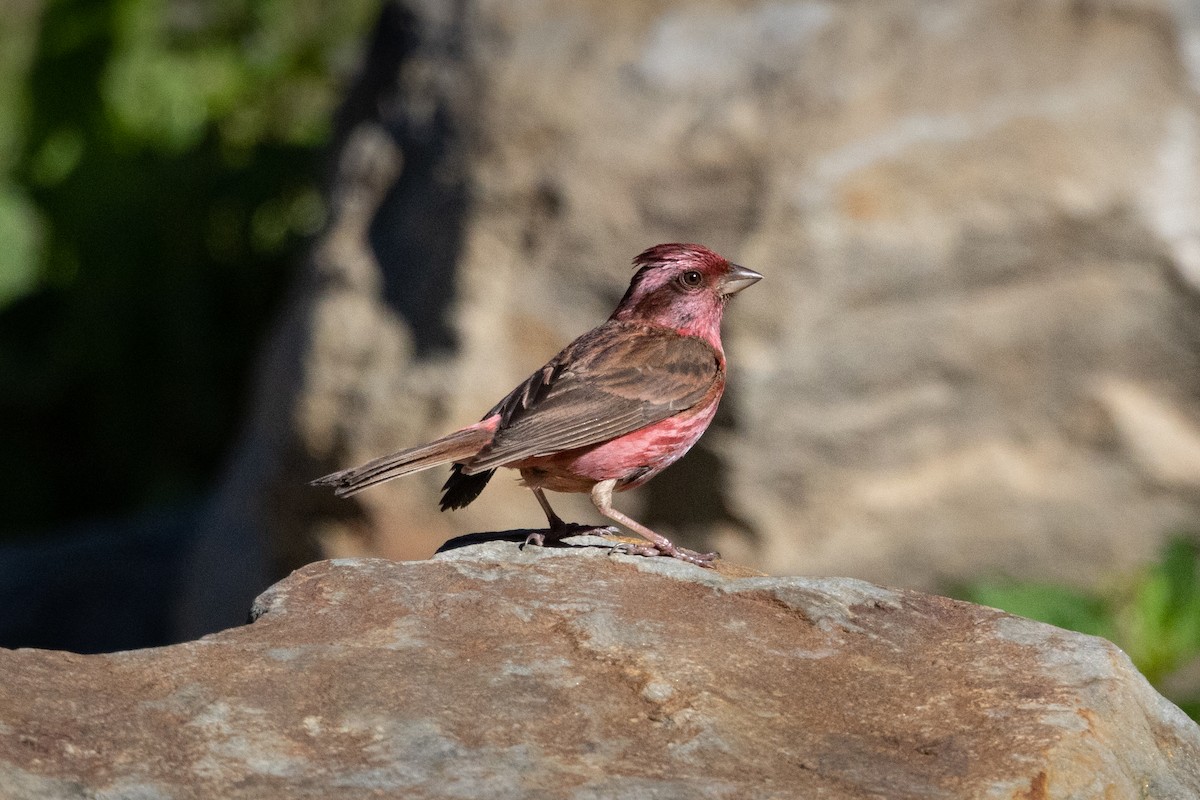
[679,270,703,289]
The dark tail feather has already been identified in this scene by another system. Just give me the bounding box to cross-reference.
[311,426,493,498]
[440,465,496,511]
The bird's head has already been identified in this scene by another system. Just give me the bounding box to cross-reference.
[610,243,761,346]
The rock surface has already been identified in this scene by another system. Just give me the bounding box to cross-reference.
[5,543,1200,799]
[176,0,1200,635]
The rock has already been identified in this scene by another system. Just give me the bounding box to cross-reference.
[3,544,1198,798]
[186,0,1200,635]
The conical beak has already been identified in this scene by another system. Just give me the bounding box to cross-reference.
[720,263,763,296]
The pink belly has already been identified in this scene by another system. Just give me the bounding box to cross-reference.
[514,400,720,493]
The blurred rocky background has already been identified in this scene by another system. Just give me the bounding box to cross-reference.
[1,0,1199,716]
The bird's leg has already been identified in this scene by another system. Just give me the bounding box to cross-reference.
[589,479,718,567]
[521,487,617,549]
[533,487,568,529]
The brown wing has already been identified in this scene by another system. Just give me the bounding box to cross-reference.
[461,321,721,473]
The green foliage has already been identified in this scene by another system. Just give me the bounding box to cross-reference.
[1117,539,1200,687]
[0,187,41,305]
[0,0,376,533]
[955,535,1200,721]
[963,581,1118,641]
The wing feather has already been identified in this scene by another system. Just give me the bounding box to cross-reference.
[462,322,720,473]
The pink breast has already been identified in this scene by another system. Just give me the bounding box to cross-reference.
[516,399,720,493]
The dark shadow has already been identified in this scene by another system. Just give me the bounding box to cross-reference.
[0,506,199,653]
[368,100,468,355]
[334,0,474,356]
[434,529,619,556]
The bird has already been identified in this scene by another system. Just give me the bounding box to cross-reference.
[311,243,761,566]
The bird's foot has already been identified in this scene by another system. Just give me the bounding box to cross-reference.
[521,523,620,550]
[608,539,719,568]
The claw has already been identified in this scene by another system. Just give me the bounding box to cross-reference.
[671,547,720,567]
[520,531,547,550]
[608,541,659,558]
[521,523,618,551]
[607,540,719,567]
[521,517,717,568]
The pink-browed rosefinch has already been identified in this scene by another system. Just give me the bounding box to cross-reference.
[312,243,761,566]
